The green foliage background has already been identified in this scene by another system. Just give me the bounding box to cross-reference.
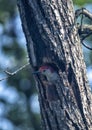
[0,0,92,130]
[73,0,92,6]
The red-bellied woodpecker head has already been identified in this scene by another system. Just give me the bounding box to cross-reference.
[33,64,59,82]
[39,65,54,75]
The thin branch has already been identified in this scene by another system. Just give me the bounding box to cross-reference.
[75,8,92,50]
[0,77,9,81]
[81,41,92,50]
[81,32,92,41]
[77,24,92,50]
[80,8,84,32]
[75,8,92,20]
[75,8,92,41]
[77,24,92,41]
[77,24,92,34]
[0,62,30,81]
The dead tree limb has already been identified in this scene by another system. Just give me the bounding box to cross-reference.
[75,8,92,50]
[75,8,92,19]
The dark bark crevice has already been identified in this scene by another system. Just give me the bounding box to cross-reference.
[22,0,48,65]
[72,74,88,130]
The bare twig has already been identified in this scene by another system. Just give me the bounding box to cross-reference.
[0,77,9,81]
[76,8,92,36]
[75,8,92,50]
[81,32,92,41]
[0,62,30,81]
[77,24,92,35]
[81,41,92,50]
[80,8,84,32]
[75,8,92,20]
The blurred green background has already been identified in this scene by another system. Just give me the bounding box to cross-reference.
[0,0,92,130]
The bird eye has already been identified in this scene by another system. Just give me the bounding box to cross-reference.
[43,69,46,72]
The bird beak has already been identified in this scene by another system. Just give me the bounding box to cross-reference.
[32,71,41,74]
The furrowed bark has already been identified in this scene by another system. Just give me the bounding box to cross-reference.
[17,0,92,130]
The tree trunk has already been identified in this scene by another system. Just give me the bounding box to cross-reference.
[17,0,92,130]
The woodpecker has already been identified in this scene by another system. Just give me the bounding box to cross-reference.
[33,63,59,101]
[33,63,59,82]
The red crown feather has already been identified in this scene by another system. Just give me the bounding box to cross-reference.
[39,66,54,72]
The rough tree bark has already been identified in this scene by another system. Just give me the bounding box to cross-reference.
[17,0,92,130]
